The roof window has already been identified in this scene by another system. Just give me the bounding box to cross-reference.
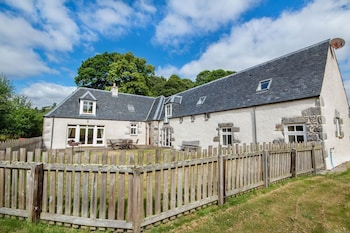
[127,104,135,112]
[197,96,206,105]
[256,79,272,92]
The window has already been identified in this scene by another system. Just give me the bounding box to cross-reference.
[335,117,344,138]
[80,100,96,115]
[197,96,206,105]
[221,127,233,146]
[284,124,306,142]
[67,125,104,146]
[130,123,137,135]
[165,104,172,117]
[256,79,272,92]
[128,104,135,112]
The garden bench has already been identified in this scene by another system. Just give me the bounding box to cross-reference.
[180,140,200,152]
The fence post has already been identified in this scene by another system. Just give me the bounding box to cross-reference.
[132,167,143,233]
[28,163,44,223]
[218,145,225,206]
[311,143,317,174]
[291,149,297,177]
[263,150,270,188]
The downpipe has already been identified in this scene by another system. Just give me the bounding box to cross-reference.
[330,147,335,169]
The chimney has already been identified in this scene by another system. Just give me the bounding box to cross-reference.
[111,83,118,97]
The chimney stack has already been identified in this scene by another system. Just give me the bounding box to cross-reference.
[111,83,118,97]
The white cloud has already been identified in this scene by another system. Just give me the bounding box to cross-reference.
[0,1,80,79]
[155,65,179,79]
[2,0,35,14]
[79,0,156,37]
[20,82,76,108]
[154,0,260,46]
[175,0,350,79]
[0,45,55,78]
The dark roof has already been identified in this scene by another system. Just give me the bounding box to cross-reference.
[169,39,330,118]
[47,40,331,121]
[46,88,157,121]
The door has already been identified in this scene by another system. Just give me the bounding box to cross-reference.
[162,126,173,147]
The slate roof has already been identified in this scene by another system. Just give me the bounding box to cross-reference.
[46,39,331,122]
[169,39,330,118]
[46,88,157,121]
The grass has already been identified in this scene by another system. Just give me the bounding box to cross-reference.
[1,165,350,233]
[0,218,93,233]
[147,165,350,233]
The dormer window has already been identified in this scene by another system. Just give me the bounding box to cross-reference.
[80,100,96,115]
[165,104,172,118]
[256,79,272,92]
[79,91,97,115]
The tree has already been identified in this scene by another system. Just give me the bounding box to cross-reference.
[158,75,195,97]
[148,76,167,97]
[75,52,117,89]
[0,74,14,133]
[75,52,156,96]
[0,75,45,139]
[108,52,155,96]
[3,95,43,138]
[195,69,235,86]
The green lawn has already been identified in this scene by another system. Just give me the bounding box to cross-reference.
[148,165,350,233]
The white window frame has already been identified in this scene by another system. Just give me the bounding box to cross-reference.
[130,123,138,135]
[80,100,96,115]
[256,78,272,92]
[284,124,306,143]
[67,125,104,146]
[165,104,172,118]
[221,127,233,146]
[197,96,206,105]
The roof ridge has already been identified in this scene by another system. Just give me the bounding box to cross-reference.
[172,39,331,96]
[236,39,330,75]
[78,86,155,99]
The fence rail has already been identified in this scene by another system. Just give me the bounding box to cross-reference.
[0,142,325,232]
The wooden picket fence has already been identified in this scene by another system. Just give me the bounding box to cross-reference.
[0,142,324,232]
[0,137,43,151]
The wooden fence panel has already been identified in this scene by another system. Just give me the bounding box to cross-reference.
[0,142,325,231]
[269,151,291,182]
[296,149,313,175]
[0,151,4,211]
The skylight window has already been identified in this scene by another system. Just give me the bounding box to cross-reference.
[127,104,135,112]
[256,79,272,92]
[197,96,206,105]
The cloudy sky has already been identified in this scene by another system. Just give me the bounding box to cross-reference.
[1,0,350,108]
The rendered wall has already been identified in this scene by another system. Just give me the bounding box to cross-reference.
[43,117,146,149]
[167,98,317,150]
[320,47,350,169]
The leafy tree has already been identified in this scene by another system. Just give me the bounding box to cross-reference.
[75,52,156,96]
[148,76,167,97]
[158,75,195,97]
[195,69,235,86]
[0,74,14,134]
[0,75,45,139]
[3,95,43,138]
[75,52,116,89]
[108,52,155,96]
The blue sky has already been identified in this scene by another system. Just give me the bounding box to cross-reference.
[1,0,350,107]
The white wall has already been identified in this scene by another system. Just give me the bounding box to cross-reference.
[320,47,350,169]
[43,117,146,149]
[167,98,316,150]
